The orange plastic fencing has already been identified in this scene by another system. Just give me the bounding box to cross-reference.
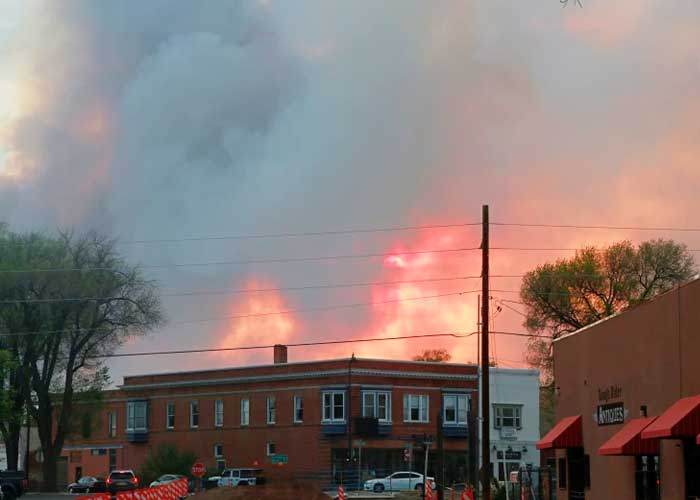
[77,479,189,500]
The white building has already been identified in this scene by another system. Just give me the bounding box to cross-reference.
[479,367,541,482]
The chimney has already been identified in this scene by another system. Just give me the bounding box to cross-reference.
[273,344,288,364]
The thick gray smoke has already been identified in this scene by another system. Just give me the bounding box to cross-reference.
[1,0,698,381]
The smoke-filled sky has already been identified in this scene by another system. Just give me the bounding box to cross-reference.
[0,0,698,385]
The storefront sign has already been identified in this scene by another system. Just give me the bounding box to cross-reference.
[598,385,623,402]
[596,401,627,426]
[496,450,522,460]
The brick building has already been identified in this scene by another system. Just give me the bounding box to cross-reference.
[61,346,477,487]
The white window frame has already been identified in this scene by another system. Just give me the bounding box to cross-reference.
[494,404,522,429]
[443,394,469,425]
[214,399,224,427]
[293,395,304,424]
[189,400,199,429]
[166,402,175,430]
[361,391,392,423]
[266,396,276,425]
[403,394,429,423]
[240,398,250,426]
[266,442,276,456]
[321,391,346,423]
[126,401,148,431]
[108,412,117,437]
[213,443,223,457]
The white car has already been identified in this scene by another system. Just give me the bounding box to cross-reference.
[149,474,185,488]
[217,469,264,487]
[364,472,435,492]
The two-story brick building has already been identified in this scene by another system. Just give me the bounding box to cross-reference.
[61,346,477,487]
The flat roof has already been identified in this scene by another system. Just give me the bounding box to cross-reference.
[554,275,700,344]
[123,356,478,381]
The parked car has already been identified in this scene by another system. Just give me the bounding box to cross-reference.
[106,470,139,494]
[204,476,220,489]
[0,471,27,500]
[363,472,435,493]
[217,469,265,487]
[149,474,185,488]
[68,477,106,494]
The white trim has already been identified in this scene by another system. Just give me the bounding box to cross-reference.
[214,399,224,427]
[266,396,276,425]
[403,394,429,423]
[240,398,250,426]
[321,390,346,423]
[189,400,199,429]
[361,390,392,423]
[63,444,124,451]
[166,402,175,430]
[293,395,304,424]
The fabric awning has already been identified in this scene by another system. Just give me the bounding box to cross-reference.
[642,395,700,440]
[598,417,659,456]
[537,415,582,450]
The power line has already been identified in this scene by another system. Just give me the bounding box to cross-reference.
[0,275,481,304]
[173,290,470,325]
[492,246,700,252]
[0,246,480,274]
[119,222,482,244]
[0,290,478,337]
[78,330,535,359]
[491,222,700,232]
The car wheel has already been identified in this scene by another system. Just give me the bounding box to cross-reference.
[86,488,91,494]
[373,483,385,492]
[3,490,16,500]
[415,483,424,494]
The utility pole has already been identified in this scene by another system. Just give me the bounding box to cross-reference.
[481,205,491,500]
[423,434,433,500]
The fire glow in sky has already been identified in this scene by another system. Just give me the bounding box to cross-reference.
[0,0,698,381]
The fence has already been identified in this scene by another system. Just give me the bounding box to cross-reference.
[75,479,189,500]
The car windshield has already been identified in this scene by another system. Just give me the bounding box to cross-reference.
[110,473,134,480]
[79,478,91,484]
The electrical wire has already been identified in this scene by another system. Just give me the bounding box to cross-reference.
[0,246,479,274]
[0,275,481,304]
[119,222,482,244]
[491,222,700,232]
[0,290,478,337]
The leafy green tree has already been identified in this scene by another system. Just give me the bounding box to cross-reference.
[520,239,695,433]
[138,444,198,486]
[0,228,163,489]
[413,348,452,362]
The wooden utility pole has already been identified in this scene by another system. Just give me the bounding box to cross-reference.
[481,205,491,500]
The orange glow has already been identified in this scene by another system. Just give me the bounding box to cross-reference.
[215,279,297,364]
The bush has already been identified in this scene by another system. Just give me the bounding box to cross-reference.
[138,444,198,485]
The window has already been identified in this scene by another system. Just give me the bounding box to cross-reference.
[443,394,468,425]
[294,395,303,423]
[240,398,250,426]
[362,391,391,423]
[266,442,276,456]
[166,403,175,429]
[109,449,117,472]
[216,459,226,472]
[190,401,199,428]
[494,405,522,429]
[403,394,429,423]
[215,399,224,427]
[126,401,148,431]
[91,449,107,456]
[108,412,117,437]
[267,396,276,424]
[214,444,223,457]
[322,391,345,423]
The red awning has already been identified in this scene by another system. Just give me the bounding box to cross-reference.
[537,415,582,450]
[598,417,659,456]
[642,395,700,440]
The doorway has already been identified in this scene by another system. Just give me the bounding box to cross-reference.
[566,448,588,500]
[634,455,659,500]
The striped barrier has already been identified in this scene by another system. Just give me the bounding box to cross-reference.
[77,479,189,500]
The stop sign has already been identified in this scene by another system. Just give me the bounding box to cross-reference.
[191,462,205,478]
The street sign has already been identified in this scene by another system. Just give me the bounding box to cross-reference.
[271,454,288,465]
[191,462,205,477]
[353,439,366,447]
[403,448,411,461]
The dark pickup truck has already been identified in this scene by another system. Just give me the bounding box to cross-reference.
[0,471,27,500]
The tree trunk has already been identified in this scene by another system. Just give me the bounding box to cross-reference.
[40,450,59,492]
[2,429,20,470]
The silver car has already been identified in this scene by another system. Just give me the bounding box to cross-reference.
[363,471,435,492]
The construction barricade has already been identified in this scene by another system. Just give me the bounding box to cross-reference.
[77,479,189,500]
